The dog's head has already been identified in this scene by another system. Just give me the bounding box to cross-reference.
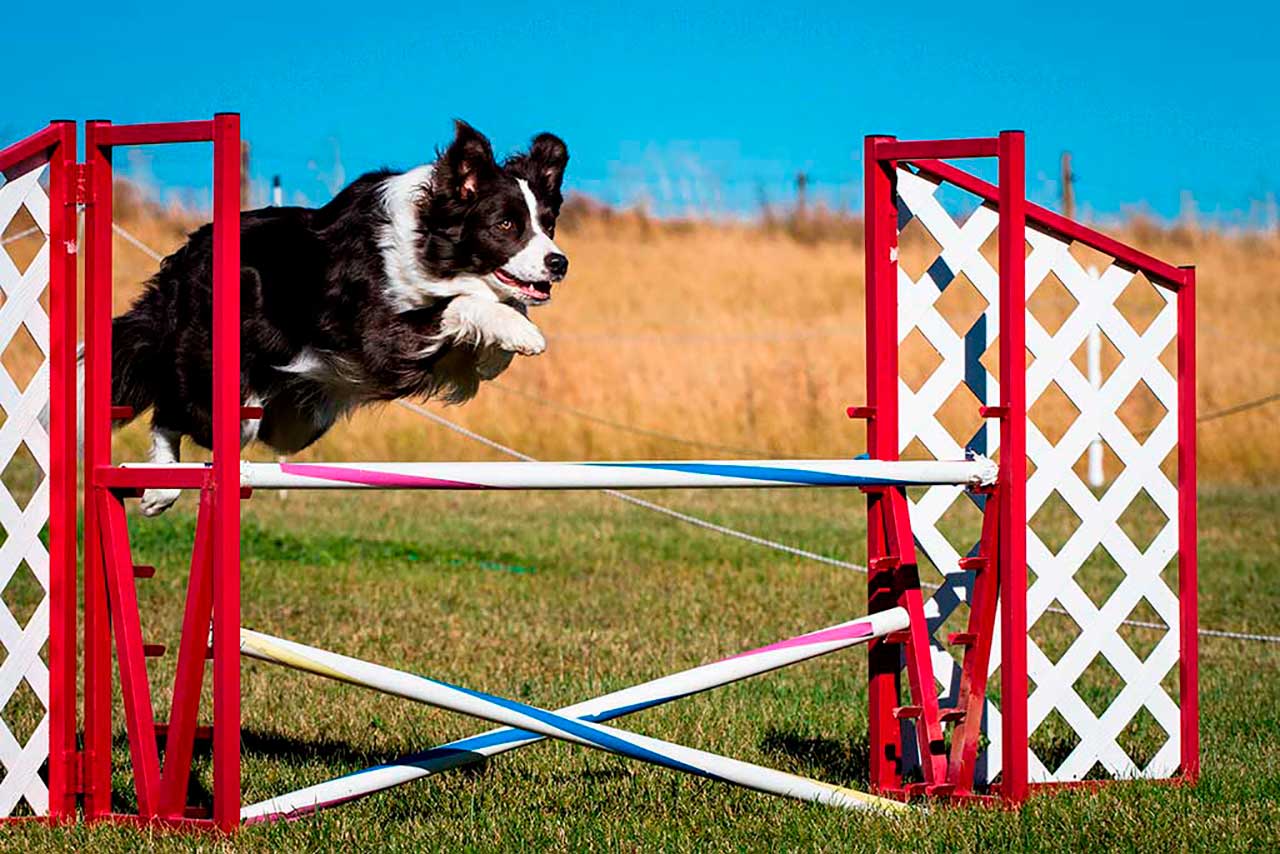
[421,121,570,306]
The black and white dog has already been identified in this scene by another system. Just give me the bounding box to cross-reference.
[108,121,569,515]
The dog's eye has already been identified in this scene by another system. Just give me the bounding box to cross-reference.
[497,219,514,232]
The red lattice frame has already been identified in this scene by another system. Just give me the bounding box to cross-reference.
[0,122,77,822]
[863,133,1197,802]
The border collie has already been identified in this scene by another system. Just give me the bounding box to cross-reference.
[106,121,569,515]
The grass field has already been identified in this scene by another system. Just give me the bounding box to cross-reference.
[3,180,1279,850]
[6,484,1280,851]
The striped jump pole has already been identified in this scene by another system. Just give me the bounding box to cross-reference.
[242,607,909,822]
[238,621,912,818]
[111,456,998,491]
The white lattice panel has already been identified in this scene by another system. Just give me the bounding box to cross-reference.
[895,167,1182,785]
[0,161,53,816]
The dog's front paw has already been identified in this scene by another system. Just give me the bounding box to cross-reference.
[497,321,546,356]
[140,488,181,517]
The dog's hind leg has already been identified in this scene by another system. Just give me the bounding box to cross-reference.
[139,426,183,517]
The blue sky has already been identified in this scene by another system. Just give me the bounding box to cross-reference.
[3,1,1276,221]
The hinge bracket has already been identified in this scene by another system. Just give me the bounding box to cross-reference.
[73,163,92,206]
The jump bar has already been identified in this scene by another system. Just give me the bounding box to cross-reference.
[118,457,998,491]
[241,607,909,822]
[238,622,912,818]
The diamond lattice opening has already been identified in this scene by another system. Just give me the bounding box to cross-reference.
[1069,328,1124,385]
[1029,490,1082,555]
[1113,271,1167,335]
[1032,604,1081,664]
[914,548,947,599]
[1072,437,1122,493]
[1116,705,1169,772]
[0,678,44,747]
[1073,654,1125,717]
[1029,707,1082,773]
[0,559,45,628]
[0,323,45,393]
[979,335,999,380]
[0,442,44,510]
[900,328,943,394]
[935,492,986,559]
[1117,489,1169,553]
[1160,555,1179,597]
[1029,381,1081,447]
[896,215,944,281]
[934,384,985,449]
[1117,597,1170,662]
[1027,271,1079,335]
[900,437,935,461]
[0,205,45,276]
[1067,241,1118,276]
[934,271,990,337]
[1075,543,1124,610]
[1160,445,1177,484]
[977,225,999,268]
[1161,663,1181,706]
[1116,379,1168,441]
[1158,336,1178,376]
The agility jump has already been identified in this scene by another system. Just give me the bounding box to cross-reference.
[0,119,1197,831]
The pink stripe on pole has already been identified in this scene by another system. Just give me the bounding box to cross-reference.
[724,621,874,661]
[278,463,487,490]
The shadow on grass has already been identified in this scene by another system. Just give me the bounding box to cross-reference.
[759,727,872,785]
[240,727,392,768]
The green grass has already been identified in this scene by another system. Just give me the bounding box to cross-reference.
[6,486,1280,851]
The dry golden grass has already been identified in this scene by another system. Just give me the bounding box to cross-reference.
[8,182,1275,482]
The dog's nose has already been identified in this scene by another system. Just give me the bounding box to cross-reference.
[545,253,568,280]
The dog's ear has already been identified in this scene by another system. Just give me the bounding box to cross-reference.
[526,133,569,197]
[439,120,497,201]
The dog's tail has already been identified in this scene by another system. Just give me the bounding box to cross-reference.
[107,311,161,423]
[70,312,161,452]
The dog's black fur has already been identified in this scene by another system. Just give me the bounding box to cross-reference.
[109,121,568,455]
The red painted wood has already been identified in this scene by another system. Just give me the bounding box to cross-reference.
[159,488,217,817]
[82,119,116,818]
[884,489,948,786]
[95,120,214,147]
[996,130,1029,804]
[0,124,62,173]
[873,137,998,161]
[97,491,162,816]
[863,134,903,793]
[910,158,1191,289]
[1177,266,1200,781]
[44,121,78,820]
[947,488,1003,794]
[210,112,244,832]
[96,466,211,490]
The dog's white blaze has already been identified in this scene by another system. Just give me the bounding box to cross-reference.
[501,179,563,283]
[377,165,494,312]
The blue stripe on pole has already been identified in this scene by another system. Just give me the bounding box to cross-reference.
[586,462,914,486]
[444,681,713,779]
[356,694,679,784]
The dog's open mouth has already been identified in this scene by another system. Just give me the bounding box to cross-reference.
[494,269,552,301]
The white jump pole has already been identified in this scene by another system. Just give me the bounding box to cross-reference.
[241,607,909,822]
[1087,265,1105,489]
[238,617,912,819]
[120,457,998,491]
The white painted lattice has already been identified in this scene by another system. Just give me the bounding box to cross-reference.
[895,167,1182,784]
[0,160,53,816]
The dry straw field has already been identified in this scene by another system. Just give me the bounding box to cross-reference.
[66,184,1278,485]
[6,180,1273,480]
